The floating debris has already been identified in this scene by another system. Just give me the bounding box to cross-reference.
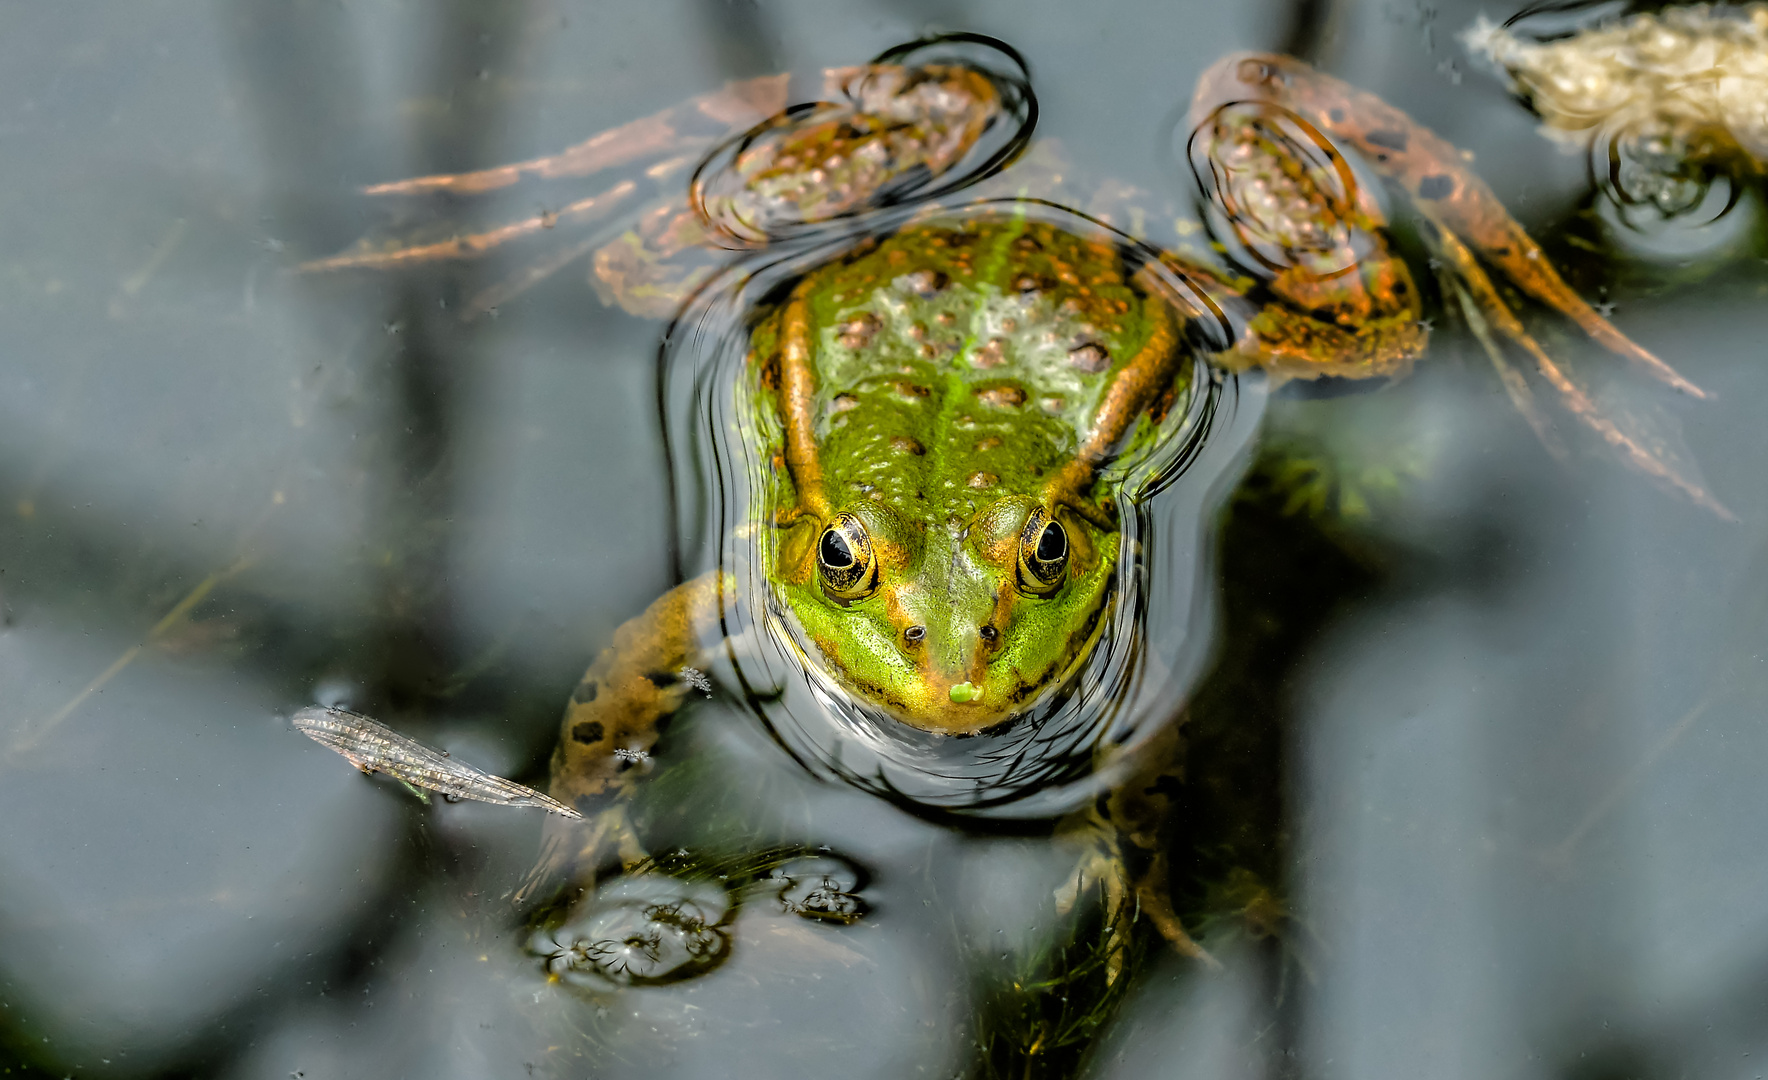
[292,705,581,818]
[678,665,713,696]
[1465,6,1768,201]
[612,746,653,769]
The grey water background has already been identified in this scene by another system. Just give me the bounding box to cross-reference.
[1,0,1766,1077]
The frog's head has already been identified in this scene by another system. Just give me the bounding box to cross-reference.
[776,495,1117,734]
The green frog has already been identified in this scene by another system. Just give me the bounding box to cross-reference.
[312,44,1717,965]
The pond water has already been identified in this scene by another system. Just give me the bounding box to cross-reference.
[2,1,1767,1078]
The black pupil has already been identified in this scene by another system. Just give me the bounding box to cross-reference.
[820,529,854,568]
[1036,522,1066,563]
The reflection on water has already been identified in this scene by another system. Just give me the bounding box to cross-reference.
[771,854,868,922]
[2,1,1768,1079]
[530,847,869,988]
[536,874,734,987]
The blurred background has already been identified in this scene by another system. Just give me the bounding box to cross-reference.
[1,0,1766,1077]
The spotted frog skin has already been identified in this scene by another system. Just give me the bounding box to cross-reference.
[748,216,1187,732]
[318,50,1715,961]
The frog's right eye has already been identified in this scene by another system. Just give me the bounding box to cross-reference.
[817,513,877,602]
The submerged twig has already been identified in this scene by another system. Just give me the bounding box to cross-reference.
[292,705,581,819]
[8,554,258,758]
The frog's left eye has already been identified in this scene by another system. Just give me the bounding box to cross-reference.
[1017,508,1068,595]
[817,513,877,602]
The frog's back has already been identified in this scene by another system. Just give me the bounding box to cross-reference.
[752,216,1178,518]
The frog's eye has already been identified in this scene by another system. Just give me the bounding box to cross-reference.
[817,513,877,602]
[1017,508,1068,595]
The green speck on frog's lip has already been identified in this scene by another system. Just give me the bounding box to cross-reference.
[949,682,983,703]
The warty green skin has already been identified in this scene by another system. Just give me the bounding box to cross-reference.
[746,214,1189,734]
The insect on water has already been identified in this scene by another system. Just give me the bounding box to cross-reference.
[291,705,581,818]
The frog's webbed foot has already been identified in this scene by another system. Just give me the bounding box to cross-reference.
[294,179,646,274]
[1129,851,1219,969]
[359,75,790,200]
[1054,817,1218,980]
[1425,222,1734,518]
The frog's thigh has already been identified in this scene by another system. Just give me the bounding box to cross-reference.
[1194,53,1528,270]
[548,571,727,813]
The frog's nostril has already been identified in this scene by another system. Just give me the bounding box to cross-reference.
[904,625,926,644]
[979,625,999,644]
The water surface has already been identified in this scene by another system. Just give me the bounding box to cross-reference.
[2,1,1767,1078]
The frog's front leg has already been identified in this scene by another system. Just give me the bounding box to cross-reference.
[1055,722,1217,976]
[520,572,727,901]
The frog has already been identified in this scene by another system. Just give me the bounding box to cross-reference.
[308,43,1719,967]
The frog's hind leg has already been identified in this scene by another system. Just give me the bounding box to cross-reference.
[1179,89,1429,386]
[1194,52,1705,400]
[458,229,613,318]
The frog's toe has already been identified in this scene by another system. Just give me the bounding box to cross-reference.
[1137,888,1220,969]
[1431,225,1733,519]
[1055,836,1220,972]
[514,817,580,904]
[1132,855,1221,969]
